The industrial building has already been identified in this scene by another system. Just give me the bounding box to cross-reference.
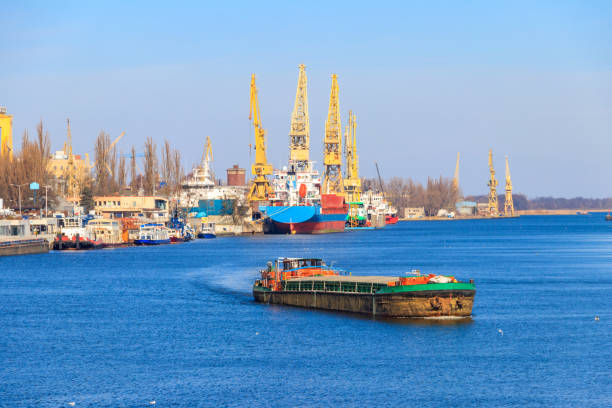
[93,196,168,220]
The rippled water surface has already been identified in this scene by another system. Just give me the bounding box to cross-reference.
[1,215,611,407]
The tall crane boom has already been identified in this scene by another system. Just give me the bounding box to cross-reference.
[375,162,385,196]
[247,74,273,202]
[322,74,343,196]
[202,135,213,164]
[487,149,499,216]
[289,64,310,171]
[343,111,360,202]
[504,155,514,216]
[103,131,125,177]
[65,118,79,201]
[452,152,460,194]
[199,135,215,183]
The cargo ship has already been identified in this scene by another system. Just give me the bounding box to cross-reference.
[253,258,475,318]
[261,162,347,234]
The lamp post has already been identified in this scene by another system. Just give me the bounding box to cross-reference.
[9,183,28,216]
[43,185,51,218]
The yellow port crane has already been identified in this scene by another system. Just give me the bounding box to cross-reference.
[343,110,360,203]
[247,74,273,202]
[504,155,514,216]
[289,64,310,171]
[202,135,213,167]
[452,152,460,197]
[322,74,343,196]
[0,107,13,160]
[487,149,499,216]
[104,130,125,177]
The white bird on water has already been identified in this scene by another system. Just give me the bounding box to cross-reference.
[150,401,156,405]
[498,329,504,336]
[68,403,75,407]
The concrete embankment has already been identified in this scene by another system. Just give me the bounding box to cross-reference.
[400,215,520,222]
[0,238,49,257]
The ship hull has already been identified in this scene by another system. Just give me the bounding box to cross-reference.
[133,239,170,245]
[253,285,474,318]
[263,194,347,234]
[273,218,346,234]
[385,216,399,225]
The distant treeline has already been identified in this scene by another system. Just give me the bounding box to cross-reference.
[465,195,612,211]
[364,176,612,214]
[363,176,459,216]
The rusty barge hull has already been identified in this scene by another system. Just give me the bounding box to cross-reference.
[253,285,475,318]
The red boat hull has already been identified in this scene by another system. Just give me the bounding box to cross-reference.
[385,215,399,225]
[274,220,346,234]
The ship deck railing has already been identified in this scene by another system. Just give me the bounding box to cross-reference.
[282,277,389,294]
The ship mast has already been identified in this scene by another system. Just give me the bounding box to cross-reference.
[487,149,499,216]
[504,155,514,216]
[322,74,343,196]
[289,64,310,171]
[343,111,360,203]
[247,74,273,202]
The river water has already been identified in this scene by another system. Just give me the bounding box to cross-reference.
[1,215,611,407]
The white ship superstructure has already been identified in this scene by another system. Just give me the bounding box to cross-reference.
[179,139,247,207]
[270,161,321,206]
[362,190,397,218]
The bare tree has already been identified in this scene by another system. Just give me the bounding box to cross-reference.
[117,153,126,191]
[172,149,183,194]
[0,121,55,211]
[143,137,157,195]
[94,131,112,195]
[130,145,137,192]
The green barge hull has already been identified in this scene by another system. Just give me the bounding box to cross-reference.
[253,275,475,318]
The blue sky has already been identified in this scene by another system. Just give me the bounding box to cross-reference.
[2,1,611,197]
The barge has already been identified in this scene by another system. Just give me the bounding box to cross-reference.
[253,258,475,318]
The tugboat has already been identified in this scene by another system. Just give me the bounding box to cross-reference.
[345,201,373,230]
[133,223,171,245]
[53,216,103,250]
[253,258,475,318]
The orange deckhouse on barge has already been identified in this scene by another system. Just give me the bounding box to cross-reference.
[253,258,476,318]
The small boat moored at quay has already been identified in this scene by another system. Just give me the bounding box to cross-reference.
[253,258,475,318]
[197,221,216,239]
[133,223,171,245]
[54,216,103,250]
[86,218,124,247]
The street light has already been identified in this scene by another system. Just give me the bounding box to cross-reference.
[43,185,51,218]
[9,183,28,217]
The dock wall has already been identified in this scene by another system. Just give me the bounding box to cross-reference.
[0,239,49,257]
